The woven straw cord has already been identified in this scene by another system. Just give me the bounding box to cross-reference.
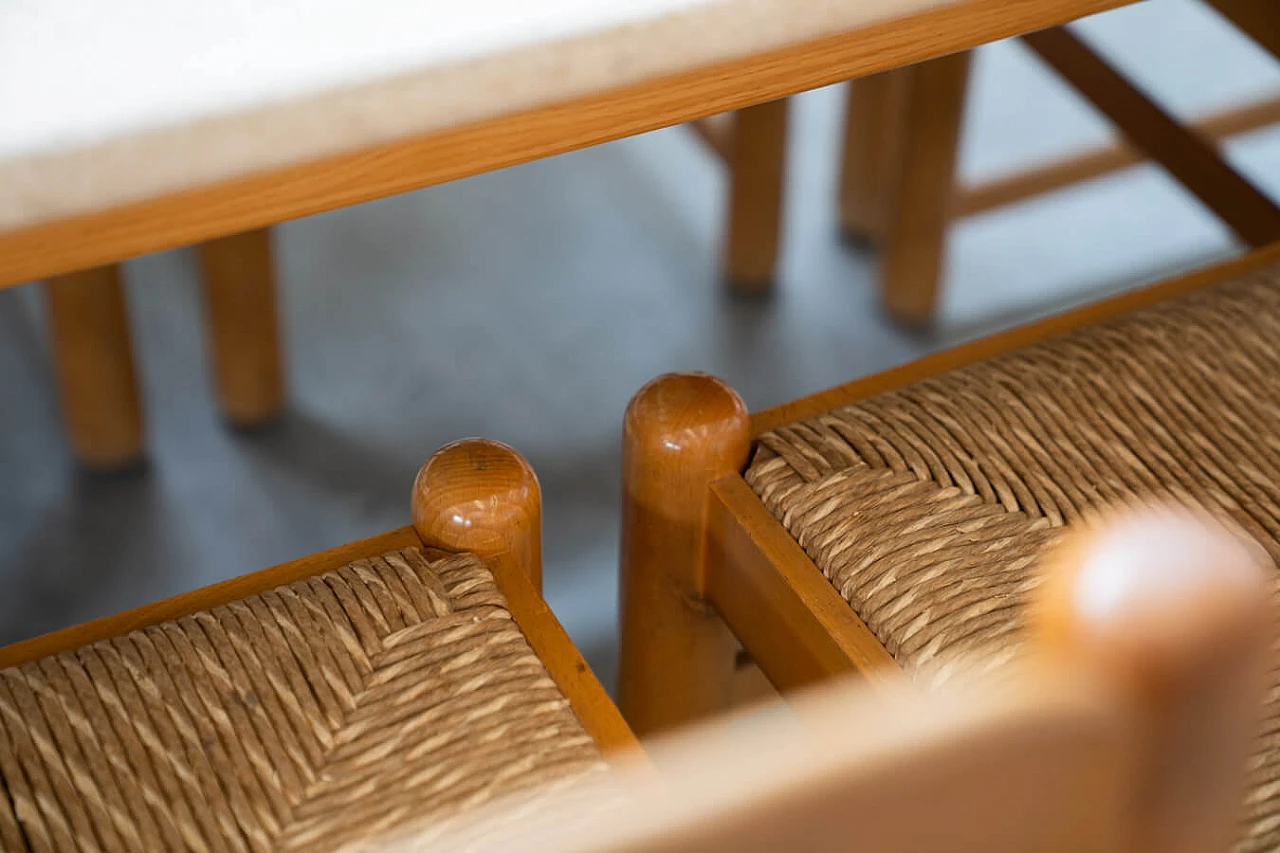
[745,263,1280,850]
[0,549,606,853]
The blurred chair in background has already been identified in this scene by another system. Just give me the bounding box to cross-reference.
[707,1,1280,320]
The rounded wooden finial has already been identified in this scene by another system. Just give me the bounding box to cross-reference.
[1034,506,1271,685]
[623,373,750,474]
[619,373,750,735]
[412,438,542,590]
[1033,505,1273,853]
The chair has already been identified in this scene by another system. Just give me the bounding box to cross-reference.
[706,1,1280,318]
[618,242,1280,849]
[42,228,283,469]
[0,438,632,850]
[416,508,1271,853]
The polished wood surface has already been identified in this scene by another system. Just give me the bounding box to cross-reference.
[706,475,900,693]
[197,228,286,426]
[723,98,789,294]
[954,92,1280,217]
[880,51,972,326]
[0,438,635,756]
[750,243,1280,435]
[419,510,1272,853]
[618,373,751,736]
[1032,508,1274,853]
[1023,27,1280,248]
[43,264,144,469]
[0,0,1137,289]
[0,526,423,669]
[412,438,544,592]
[412,437,636,752]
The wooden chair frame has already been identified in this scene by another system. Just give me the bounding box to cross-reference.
[0,438,636,757]
[449,504,1273,853]
[703,1,1280,311]
[618,240,1280,735]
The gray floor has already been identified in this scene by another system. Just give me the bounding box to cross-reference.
[2,0,1278,691]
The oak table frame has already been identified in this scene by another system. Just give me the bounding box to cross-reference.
[3,0,1143,466]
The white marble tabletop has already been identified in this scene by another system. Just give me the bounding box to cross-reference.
[0,0,965,232]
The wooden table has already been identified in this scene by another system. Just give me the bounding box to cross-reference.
[1,0,1142,286]
[2,0,1138,467]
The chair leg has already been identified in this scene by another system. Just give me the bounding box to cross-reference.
[723,99,790,296]
[411,438,543,592]
[617,372,750,737]
[880,51,972,327]
[839,71,909,246]
[1204,0,1280,63]
[43,265,145,470]
[197,228,285,427]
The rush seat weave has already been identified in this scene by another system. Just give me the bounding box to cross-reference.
[0,549,606,853]
[745,261,1280,851]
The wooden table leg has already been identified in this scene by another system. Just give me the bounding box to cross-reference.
[198,228,285,427]
[880,51,972,327]
[44,265,144,469]
[723,99,790,296]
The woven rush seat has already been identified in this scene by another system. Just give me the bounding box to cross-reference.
[745,260,1280,850]
[0,547,607,853]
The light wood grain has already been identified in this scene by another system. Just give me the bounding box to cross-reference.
[0,440,635,757]
[727,654,781,709]
[617,373,751,736]
[1205,0,1280,63]
[412,438,543,592]
[477,543,641,757]
[427,681,1129,853]
[750,242,1280,436]
[1023,26,1280,248]
[197,228,286,426]
[723,99,789,294]
[706,475,900,692]
[43,264,144,469]
[955,92,1280,217]
[0,0,1137,289]
[839,70,910,244]
[880,51,972,326]
[0,526,423,669]
[410,510,1272,853]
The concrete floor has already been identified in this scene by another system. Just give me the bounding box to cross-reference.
[2,0,1278,691]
